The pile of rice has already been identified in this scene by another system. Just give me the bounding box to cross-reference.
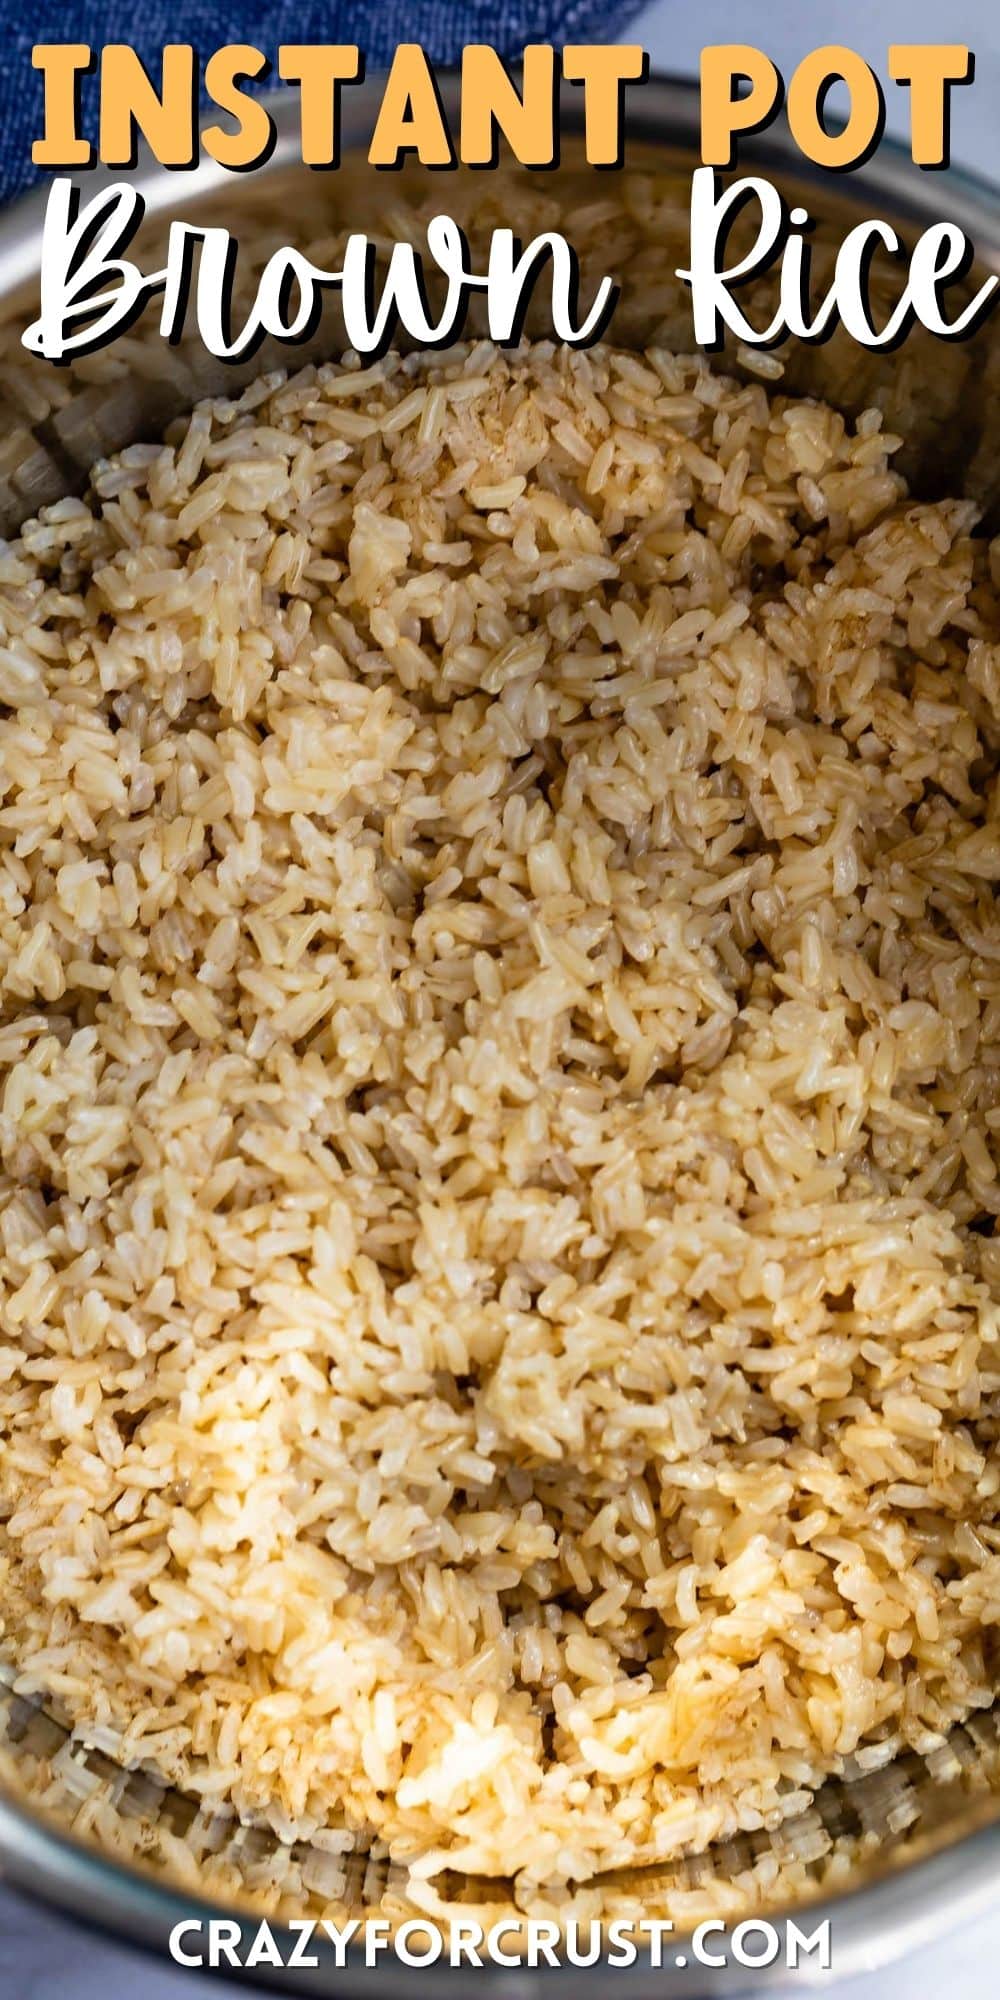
[2,340,1000,1896]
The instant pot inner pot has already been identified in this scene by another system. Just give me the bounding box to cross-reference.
[2,133,1000,536]
[1,94,1000,1980]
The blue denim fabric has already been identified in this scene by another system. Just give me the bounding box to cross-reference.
[3,2,639,205]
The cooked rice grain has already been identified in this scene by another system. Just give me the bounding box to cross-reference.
[1,341,1000,1894]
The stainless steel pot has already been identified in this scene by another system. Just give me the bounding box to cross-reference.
[1,69,1000,1994]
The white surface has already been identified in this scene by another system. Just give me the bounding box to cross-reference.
[633,0,998,177]
[3,2,999,1993]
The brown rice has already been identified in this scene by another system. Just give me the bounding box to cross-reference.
[1,340,1000,1898]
